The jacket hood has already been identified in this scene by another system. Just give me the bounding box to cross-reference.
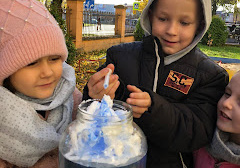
[140,0,212,65]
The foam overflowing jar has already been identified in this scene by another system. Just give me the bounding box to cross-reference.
[59,96,147,168]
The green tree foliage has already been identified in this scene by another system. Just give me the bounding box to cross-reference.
[212,0,237,15]
[49,1,65,32]
[38,0,78,66]
[49,1,78,66]
[136,0,148,12]
[134,18,144,41]
[201,15,228,46]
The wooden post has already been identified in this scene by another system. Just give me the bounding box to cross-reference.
[66,0,84,48]
[114,5,127,41]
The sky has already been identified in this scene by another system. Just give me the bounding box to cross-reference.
[95,0,137,5]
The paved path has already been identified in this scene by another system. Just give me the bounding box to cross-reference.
[82,24,115,36]
[226,37,239,44]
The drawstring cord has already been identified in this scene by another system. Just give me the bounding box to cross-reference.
[179,152,187,168]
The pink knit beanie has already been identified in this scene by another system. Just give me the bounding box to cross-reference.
[0,0,68,85]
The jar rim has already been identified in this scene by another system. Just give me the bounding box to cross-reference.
[77,99,133,122]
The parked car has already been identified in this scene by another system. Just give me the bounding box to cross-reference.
[225,22,240,43]
[232,26,240,43]
[125,19,138,33]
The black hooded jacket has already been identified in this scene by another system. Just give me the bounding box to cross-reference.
[83,35,228,167]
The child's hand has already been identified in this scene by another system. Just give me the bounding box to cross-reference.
[126,85,151,118]
[87,64,120,99]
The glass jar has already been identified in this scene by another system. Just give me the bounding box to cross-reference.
[59,99,147,168]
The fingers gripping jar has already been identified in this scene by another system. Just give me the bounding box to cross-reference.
[59,95,147,168]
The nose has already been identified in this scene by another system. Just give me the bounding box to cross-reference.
[39,62,53,78]
[222,97,233,110]
[166,21,178,36]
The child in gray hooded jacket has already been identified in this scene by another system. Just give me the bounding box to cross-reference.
[83,0,228,167]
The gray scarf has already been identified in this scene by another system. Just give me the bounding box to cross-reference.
[0,63,76,167]
[207,128,240,165]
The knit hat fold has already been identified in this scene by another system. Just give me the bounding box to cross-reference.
[0,0,68,85]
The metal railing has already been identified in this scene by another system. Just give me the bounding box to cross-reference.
[83,10,116,37]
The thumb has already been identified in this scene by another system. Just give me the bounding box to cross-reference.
[106,64,114,73]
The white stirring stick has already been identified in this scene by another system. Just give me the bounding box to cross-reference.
[103,69,112,89]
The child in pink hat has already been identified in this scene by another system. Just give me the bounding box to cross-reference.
[0,0,82,167]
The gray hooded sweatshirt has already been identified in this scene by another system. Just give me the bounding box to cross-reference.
[140,0,212,92]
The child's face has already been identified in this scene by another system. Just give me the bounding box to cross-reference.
[9,55,63,99]
[217,72,240,134]
[149,0,199,55]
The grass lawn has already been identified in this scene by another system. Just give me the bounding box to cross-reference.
[197,44,240,59]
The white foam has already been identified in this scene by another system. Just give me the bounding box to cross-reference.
[64,95,144,167]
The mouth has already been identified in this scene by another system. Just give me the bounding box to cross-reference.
[220,111,232,120]
[39,82,53,87]
[163,39,177,45]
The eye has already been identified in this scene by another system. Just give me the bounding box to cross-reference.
[224,91,231,98]
[180,21,190,26]
[27,61,38,66]
[158,17,166,22]
[50,56,61,61]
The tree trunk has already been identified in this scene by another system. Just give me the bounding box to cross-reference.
[212,0,217,16]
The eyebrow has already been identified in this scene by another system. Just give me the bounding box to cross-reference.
[157,11,195,20]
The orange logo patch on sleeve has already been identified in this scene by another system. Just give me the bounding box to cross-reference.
[164,70,194,94]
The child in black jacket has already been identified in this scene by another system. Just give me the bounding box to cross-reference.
[83,0,228,167]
